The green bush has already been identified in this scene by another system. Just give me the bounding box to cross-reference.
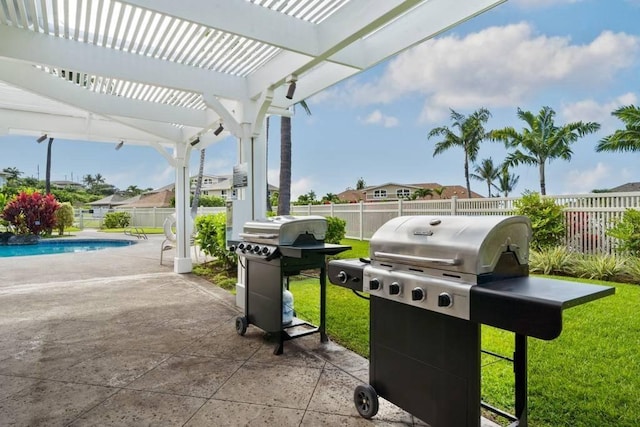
[572,254,626,282]
[195,213,237,270]
[514,192,565,250]
[55,202,75,235]
[607,208,640,256]
[325,216,347,244]
[103,211,131,229]
[529,246,578,276]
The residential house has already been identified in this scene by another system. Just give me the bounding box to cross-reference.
[51,180,85,190]
[337,182,483,202]
[190,174,278,200]
[0,170,9,187]
[608,182,640,192]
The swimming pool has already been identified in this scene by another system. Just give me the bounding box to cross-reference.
[0,239,136,257]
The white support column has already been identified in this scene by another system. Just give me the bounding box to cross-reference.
[173,143,193,273]
[235,122,268,308]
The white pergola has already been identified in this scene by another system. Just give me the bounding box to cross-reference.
[0,0,506,273]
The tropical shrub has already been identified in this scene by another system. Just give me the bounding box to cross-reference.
[325,216,347,244]
[1,190,60,235]
[514,192,565,250]
[607,208,640,256]
[55,202,75,235]
[529,246,578,276]
[195,213,237,270]
[572,254,626,282]
[103,211,131,228]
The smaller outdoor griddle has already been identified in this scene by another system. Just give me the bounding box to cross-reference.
[328,215,614,426]
[232,216,349,354]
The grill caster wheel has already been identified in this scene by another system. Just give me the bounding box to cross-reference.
[354,384,379,419]
[235,316,248,336]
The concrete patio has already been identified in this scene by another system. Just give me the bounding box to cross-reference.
[0,231,500,426]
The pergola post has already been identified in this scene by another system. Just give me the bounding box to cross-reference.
[173,143,193,274]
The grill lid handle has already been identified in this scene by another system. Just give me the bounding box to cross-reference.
[239,232,278,240]
[373,251,462,267]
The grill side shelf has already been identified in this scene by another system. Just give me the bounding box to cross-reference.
[470,276,614,340]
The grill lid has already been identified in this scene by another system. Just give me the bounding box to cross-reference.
[240,215,327,245]
[370,215,531,275]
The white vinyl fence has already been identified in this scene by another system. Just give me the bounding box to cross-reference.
[291,192,640,256]
[74,207,226,229]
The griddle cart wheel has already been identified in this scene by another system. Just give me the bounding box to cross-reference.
[354,384,379,419]
[235,316,248,336]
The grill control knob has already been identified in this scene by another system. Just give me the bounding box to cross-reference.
[238,243,245,251]
[253,245,261,253]
[261,246,270,255]
[389,282,401,295]
[411,287,425,301]
[245,244,253,252]
[438,292,452,308]
[369,278,381,290]
[337,271,349,284]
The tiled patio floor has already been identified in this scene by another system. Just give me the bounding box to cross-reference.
[0,231,500,426]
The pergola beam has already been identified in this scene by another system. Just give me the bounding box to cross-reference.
[0,24,247,100]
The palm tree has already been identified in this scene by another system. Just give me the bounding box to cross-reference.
[492,165,520,197]
[492,106,600,195]
[596,105,640,153]
[2,167,22,181]
[470,158,500,198]
[429,108,492,198]
[82,174,95,188]
[321,193,340,204]
[432,186,447,199]
[45,137,54,194]
[278,100,311,216]
[191,149,206,217]
[411,188,433,200]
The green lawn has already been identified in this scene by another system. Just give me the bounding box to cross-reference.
[290,239,639,426]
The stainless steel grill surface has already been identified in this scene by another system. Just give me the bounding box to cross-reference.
[362,215,531,320]
[327,214,614,426]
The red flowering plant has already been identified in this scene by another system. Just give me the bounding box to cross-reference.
[1,190,60,236]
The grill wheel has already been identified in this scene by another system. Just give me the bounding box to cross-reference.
[354,384,379,419]
[235,316,248,336]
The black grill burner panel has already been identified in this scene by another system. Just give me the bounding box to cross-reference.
[327,215,614,426]
[232,215,350,355]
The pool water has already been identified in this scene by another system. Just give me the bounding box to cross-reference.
[0,239,135,257]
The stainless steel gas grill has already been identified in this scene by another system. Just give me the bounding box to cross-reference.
[328,215,614,426]
[231,216,350,355]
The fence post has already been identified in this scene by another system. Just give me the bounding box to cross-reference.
[330,202,334,217]
[79,209,84,229]
[398,199,403,216]
[451,196,458,215]
[359,201,364,240]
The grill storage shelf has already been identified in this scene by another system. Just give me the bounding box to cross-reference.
[328,215,614,427]
[232,216,350,355]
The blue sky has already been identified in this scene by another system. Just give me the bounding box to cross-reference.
[1,0,639,198]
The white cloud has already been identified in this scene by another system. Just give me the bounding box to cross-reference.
[359,110,399,128]
[561,162,633,194]
[317,24,640,123]
[561,93,638,132]
[291,177,314,199]
[267,168,279,188]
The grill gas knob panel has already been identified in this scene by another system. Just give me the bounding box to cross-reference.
[389,282,401,295]
[438,292,453,308]
[369,278,381,290]
[411,287,425,301]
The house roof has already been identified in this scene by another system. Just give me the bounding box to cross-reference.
[609,182,640,192]
[88,193,131,206]
[337,182,483,201]
[119,189,174,208]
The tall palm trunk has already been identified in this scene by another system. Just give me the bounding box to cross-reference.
[191,149,205,218]
[278,116,292,215]
[539,161,546,196]
[45,137,54,194]
[464,153,471,198]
